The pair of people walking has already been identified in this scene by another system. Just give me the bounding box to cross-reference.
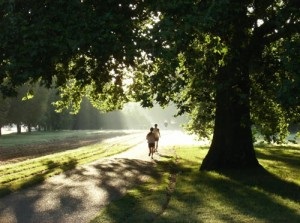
[146,124,160,159]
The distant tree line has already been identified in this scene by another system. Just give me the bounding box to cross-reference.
[0,85,100,134]
[0,84,185,136]
[0,84,119,135]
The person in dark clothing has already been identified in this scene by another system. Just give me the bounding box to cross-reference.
[146,127,156,159]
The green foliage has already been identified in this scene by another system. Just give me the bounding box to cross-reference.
[0,0,145,107]
[52,79,84,114]
[1,0,299,141]
[0,94,10,128]
[250,34,300,142]
[135,0,300,141]
[4,83,61,131]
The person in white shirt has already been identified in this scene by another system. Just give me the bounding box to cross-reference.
[153,124,161,152]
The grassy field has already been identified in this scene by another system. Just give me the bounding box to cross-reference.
[0,130,130,163]
[0,130,139,197]
[1,131,299,222]
[91,145,300,223]
[0,130,103,147]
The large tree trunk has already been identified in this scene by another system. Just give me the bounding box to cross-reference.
[17,123,22,134]
[27,124,32,132]
[200,61,260,171]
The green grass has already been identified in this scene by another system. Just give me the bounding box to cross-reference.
[0,130,118,147]
[0,141,133,197]
[91,145,300,223]
[90,148,177,223]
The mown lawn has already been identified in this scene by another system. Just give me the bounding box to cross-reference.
[91,145,300,223]
[0,130,102,147]
[0,130,140,197]
[0,130,129,163]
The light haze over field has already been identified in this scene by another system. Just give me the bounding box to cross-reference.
[98,102,187,130]
[2,102,187,134]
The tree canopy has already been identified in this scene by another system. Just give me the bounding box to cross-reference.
[1,0,299,170]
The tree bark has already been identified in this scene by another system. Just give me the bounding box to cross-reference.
[200,61,260,171]
[17,123,22,134]
[27,124,32,133]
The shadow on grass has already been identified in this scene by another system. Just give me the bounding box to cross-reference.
[93,158,162,200]
[217,167,300,222]
[157,153,173,159]
[93,146,300,223]
[154,160,299,222]
[255,146,300,169]
[0,159,79,198]
[1,158,162,223]
[0,158,83,222]
[2,148,299,223]
[132,151,300,223]
[91,159,175,223]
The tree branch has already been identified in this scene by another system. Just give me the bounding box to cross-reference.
[264,22,300,45]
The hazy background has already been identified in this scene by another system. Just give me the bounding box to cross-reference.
[2,102,188,134]
[96,102,187,130]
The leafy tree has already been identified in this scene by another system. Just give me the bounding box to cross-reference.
[1,1,299,170]
[19,84,50,132]
[0,94,11,135]
[136,1,300,170]
[4,84,50,132]
[6,85,29,133]
[0,0,144,104]
[73,97,102,130]
[42,88,74,131]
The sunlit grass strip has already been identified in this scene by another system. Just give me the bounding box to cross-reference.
[0,142,134,197]
[91,145,300,223]
[159,146,300,223]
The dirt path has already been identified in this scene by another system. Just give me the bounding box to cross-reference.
[0,130,206,223]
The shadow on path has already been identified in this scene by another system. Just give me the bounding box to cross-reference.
[0,158,159,223]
